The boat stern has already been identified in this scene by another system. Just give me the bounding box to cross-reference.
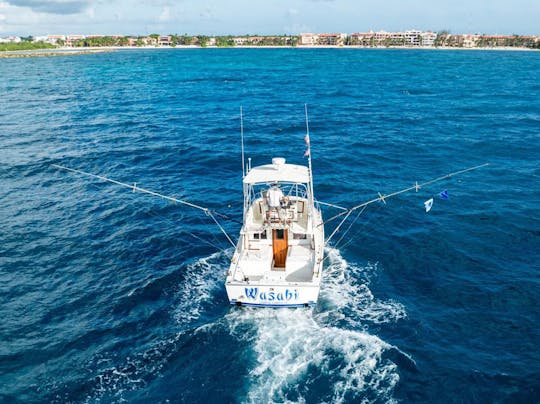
[225,282,319,307]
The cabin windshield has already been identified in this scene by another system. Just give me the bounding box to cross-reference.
[246,182,308,207]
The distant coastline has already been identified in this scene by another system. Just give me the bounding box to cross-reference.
[1,31,539,56]
[74,45,538,51]
[0,49,115,58]
[1,45,536,59]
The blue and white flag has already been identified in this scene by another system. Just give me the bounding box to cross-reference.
[424,198,434,212]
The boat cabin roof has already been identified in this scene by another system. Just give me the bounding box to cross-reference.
[243,161,310,185]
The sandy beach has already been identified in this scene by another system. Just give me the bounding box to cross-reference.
[1,45,536,58]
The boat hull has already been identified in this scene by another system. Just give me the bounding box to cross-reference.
[225,282,320,307]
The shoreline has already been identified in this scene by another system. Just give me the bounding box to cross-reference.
[76,45,538,51]
[1,45,536,58]
[0,48,115,58]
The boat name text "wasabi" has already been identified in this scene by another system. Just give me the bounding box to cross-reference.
[244,288,299,301]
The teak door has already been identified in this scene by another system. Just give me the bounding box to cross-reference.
[272,229,288,269]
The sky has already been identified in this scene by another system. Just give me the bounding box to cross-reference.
[0,0,539,37]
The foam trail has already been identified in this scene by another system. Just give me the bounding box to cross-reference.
[319,247,407,326]
[172,250,229,325]
[226,248,406,403]
[75,249,407,403]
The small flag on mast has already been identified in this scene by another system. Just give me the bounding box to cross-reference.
[424,198,434,212]
[304,134,310,157]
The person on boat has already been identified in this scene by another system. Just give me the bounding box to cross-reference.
[267,183,283,209]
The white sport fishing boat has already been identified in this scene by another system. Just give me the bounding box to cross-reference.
[225,156,324,307]
[52,106,488,309]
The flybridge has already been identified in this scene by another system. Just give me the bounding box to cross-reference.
[242,158,310,185]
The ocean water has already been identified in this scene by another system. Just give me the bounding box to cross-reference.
[0,48,539,403]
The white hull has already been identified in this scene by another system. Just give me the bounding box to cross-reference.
[226,283,320,307]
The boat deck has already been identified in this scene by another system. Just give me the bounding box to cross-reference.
[233,244,315,283]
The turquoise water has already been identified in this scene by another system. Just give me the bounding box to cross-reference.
[1,48,539,402]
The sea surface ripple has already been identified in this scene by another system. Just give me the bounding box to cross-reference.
[0,49,539,403]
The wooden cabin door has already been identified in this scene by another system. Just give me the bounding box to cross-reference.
[272,229,288,269]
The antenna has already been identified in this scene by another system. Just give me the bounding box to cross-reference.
[304,104,314,208]
[304,104,310,139]
[240,106,245,178]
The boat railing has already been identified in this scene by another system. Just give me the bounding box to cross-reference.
[229,236,246,281]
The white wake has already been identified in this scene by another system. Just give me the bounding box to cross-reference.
[226,247,407,403]
[171,250,228,325]
[79,248,407,403]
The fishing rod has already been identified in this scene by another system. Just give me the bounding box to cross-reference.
[52,164,237,249]
[323,162,490,246]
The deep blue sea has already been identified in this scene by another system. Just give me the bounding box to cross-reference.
[1,48,539,403]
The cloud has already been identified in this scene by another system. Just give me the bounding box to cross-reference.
[5,0,92,14]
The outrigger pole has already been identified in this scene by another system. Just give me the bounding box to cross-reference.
[52,164,237,249]
[304,104,314,208]
[324,162,490,246]
[240,106,245,178]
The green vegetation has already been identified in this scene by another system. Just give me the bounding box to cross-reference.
[0,41,55,52]
[215,35,235,47]
[73,36,127,47]
[434,32,539,48]
[197,35,209,47]
[434,30,450,47]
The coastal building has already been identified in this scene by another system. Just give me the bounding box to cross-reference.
[299,33,318,46]
[66,35,86,47]
[350,30,437,47]
[521,36,540,47]
[158,36,172,46]
[447,34,464,47]
[299,33,346,46]
[47,35,66,45]
[233,37,247,46]
[373,31,391,45]
[403,30,422,45]
[349,32,374,46]
[420,32,437,47]
[142,36,157,46]
[475,35,539,47]
[462,34,480,48]
[0,36,21,43]
[390,32,406,45]
[317,33,347,46]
